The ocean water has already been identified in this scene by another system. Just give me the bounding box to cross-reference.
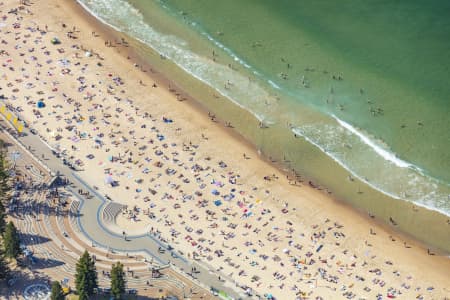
[76,0,450,242]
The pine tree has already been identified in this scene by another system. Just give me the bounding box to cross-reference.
[50,281,64,300]
[0,248,9,282]
[0,149,10,199]
[0,148,10,234]
[110,261,126,299]
[75,250,98,299]
[0,200,6,234]
[3,221,20,259]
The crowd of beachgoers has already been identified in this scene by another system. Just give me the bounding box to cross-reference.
[0,1,449,299]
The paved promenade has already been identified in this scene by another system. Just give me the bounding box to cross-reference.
[1,119,247,299]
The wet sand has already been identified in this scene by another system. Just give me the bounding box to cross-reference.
[0,0,449,299]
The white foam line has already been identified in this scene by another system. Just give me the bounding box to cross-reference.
[268,80,281,90]
[77,0,450,217]
[170,61,268,123]
[291,127,400,197]
[76,0,127,34]
[332,115,411,168]
[77,0,270,124]
[292,127,450,217]
[332,115,449,188]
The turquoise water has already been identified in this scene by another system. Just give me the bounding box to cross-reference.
[77,0,450,216]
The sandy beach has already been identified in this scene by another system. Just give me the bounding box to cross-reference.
[1,0,449,299]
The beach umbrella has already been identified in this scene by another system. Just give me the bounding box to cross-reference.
[105,174,114,185]
[51,37,60,45]
[214,200,222,207]
[36,101,45,108]
[211,189,220,195]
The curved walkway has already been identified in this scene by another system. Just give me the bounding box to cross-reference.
[2,126,211,299]
[7,119,246,299]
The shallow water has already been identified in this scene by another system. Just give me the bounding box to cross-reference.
[76,0,450,250]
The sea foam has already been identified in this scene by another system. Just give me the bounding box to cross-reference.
[77,0,450,217]
[77,0,278,125]
[293,120,450,217]
[332,115,411,168]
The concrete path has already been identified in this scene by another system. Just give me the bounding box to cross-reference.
[1,121,248,300]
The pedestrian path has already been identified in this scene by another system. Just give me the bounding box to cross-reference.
[2,127,217,299]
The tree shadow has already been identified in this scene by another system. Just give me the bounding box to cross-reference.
[19,232,52,245]
[1,141,15,148]
[28,257,66,269]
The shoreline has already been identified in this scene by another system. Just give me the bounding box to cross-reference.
[2,0,449,298]
[69,0,450,254]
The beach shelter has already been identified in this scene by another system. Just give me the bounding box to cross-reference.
[211,189,220,196]
[36,101,45,108]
